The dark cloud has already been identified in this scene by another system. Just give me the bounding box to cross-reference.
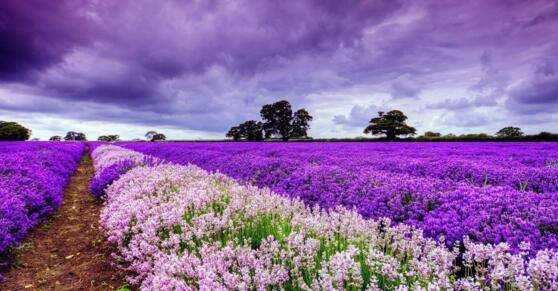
[506,61,558,114]
[0,0,558,136]
[0,1,95,80]
[1,0,403,119]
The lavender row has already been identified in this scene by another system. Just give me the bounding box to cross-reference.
[0,142,84,263]
[119,142,558,252]
[91,145,558,290]
[121,142,558,193]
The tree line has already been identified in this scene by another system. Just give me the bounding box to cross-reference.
[1,109,557,141]
[225,105,419,141]
[0,122,169,142]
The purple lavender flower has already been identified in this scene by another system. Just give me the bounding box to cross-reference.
[118,141,558,253]
[90,159,136,199]
[0,142,83,262]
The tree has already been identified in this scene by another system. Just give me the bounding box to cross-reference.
[291,109,313,138]
[0,121,31,141]
[64,131,87,141]
[237,120,264,141]
[145,131,158,141]
[261,100,293,141]
[242,121,264,141]
[226,120,264,141]
[260,100,313,141]
[363,110,416,140]
[98,134,120,142]
[496,126,523,138]
[151,133,166,141]
[145,131,166,141]
[226,126,242,141]
[49,135,62,141]
[424,131,441,138]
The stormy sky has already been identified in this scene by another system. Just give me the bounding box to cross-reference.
[1,0,557,140]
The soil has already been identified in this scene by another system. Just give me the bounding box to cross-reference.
[0,150,126,291]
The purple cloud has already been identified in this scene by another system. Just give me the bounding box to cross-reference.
[0,0,558,138]
[0,1,96,80]
[507,61,558,114]
[333,104,385,127]
[390,74,421,99]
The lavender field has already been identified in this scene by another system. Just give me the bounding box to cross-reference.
[0,142,83,269]
[3,0,558,288]
[88,143,558,289]
[120,142,558,252]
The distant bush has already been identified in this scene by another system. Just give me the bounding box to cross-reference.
[64,131,87,141]
[98,135,120,142]
[0,121,30,141]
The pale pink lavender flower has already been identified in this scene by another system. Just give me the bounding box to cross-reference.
[93,145,558,290]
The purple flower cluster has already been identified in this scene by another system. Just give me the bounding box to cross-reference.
[0,142,83,264]
[92,145,558,290]
[90,160,137,199]
[120,142,558,253]
[89,145,160,198]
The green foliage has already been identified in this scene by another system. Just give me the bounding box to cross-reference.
[226,100,313,141]
[49,135,62,141]
[145,131,166,141]
[0,121,31,141]
[98,134,120,142]
[291,108,313,138]
[261,100,294,141]
[226,125,242,141]
[64,131,87,141]
[496,126,523,138]
[226,120,264,141]
[260,100,313,141]
[152,133,166,141]
[423,131,441,138]
[363,110,416,140]
[156,190,422,290]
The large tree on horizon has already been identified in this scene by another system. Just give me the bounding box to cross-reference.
[260,100,312,141]
[364,110,416,140]
[291,109,313,138]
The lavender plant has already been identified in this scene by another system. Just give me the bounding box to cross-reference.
[0,142,83,275]
[92,145,558,290]
[119,142,558,253]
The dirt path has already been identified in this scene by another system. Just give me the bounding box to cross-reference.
[0,150,126,290]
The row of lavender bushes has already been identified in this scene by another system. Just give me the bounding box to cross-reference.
[0,142,84,277]
[90,145,558,290]
[119,142,558,253]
